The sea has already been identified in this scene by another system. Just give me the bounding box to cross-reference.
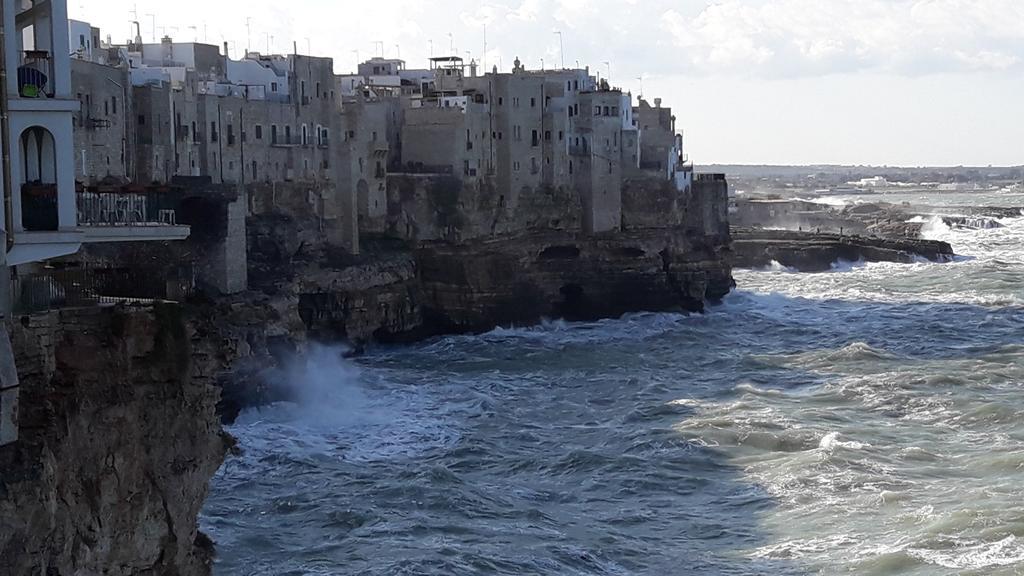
[202,189,1024,575]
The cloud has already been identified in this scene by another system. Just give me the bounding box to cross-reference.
[661,0,1024,77]
[74,0,1024,79]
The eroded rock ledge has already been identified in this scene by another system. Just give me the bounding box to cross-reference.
[731,228,954,272]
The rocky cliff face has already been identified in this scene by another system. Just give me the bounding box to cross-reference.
[0,305,231,576]
[731,228,955,272]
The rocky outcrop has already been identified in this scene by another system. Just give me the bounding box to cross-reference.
[0,305,231,576]
[291,229,732,341]
[731,229,954,272]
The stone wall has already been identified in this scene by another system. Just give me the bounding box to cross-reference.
[621,175,685,229]
[70,60,132,184]
[385,174,583,243]
[0,305,230,576]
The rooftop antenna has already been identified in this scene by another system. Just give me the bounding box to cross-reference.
[604,61,611,85]
[448,32,454,54]
[305,37,312,55]
[540,57,544,70]
[246,17,251,53]
[429,39,433,58]
[373,40,383,58]
[395,44,400,59]
[637,75,644,99]
[189,26,198,42]
[554,31,565,69]
[482,24,487,71]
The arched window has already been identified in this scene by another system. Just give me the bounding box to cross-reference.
[19,126,59,231]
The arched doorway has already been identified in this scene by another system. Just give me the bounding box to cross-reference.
[20,126,59,231]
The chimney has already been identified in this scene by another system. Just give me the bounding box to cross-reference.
[654,97,662,108]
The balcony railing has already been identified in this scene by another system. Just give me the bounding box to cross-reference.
[12,265,196,315]
[694,173,727,182]
[18,51,54,98]
[77,191,182,227]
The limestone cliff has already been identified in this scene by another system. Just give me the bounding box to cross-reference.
[0,305,231,576]
[731,229,955,272]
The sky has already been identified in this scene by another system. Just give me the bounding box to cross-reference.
[70,0,1024,167]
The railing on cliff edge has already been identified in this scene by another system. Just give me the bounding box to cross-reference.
[694,173,727,182]
[76,189,183,227]
[12,265,196,315]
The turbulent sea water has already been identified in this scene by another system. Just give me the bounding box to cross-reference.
[203,192,1024,575]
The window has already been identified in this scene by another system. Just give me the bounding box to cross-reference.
[138,115,145,125]
[609,162,613,174]
[316,82,321,98]
[111,96,118,115]
[604,106,610,116]
[569,161,574,175]
[255,125,263,140]
[498,97,503,106]
[531,129,539,147]
[301,124,308,146]
[252,160,258,180]
[574,80,579,90]
[567,81,571,91]
[104,100,109,116]
[595,106,601,116]
[192,121,198,143]
[513,161,520,172]
[513,97,519,107]
[545,130,551,142]
[210,121,218,143]
[227,124,235,145]
[530,97,536,108]
[372,131,377,141]
[271,82,278,92]
[285,125,291,144]
[558,131,564,141]
[271,124,278,144]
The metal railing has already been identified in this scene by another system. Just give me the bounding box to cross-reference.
[77,191,181,227]
[13,265,195,315]
[694,173,727,182]
[18,50,54,98]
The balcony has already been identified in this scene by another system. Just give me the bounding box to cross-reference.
[18,51,54,98]
[77,189,184,226]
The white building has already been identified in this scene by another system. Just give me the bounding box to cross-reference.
[2,1,189,269]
